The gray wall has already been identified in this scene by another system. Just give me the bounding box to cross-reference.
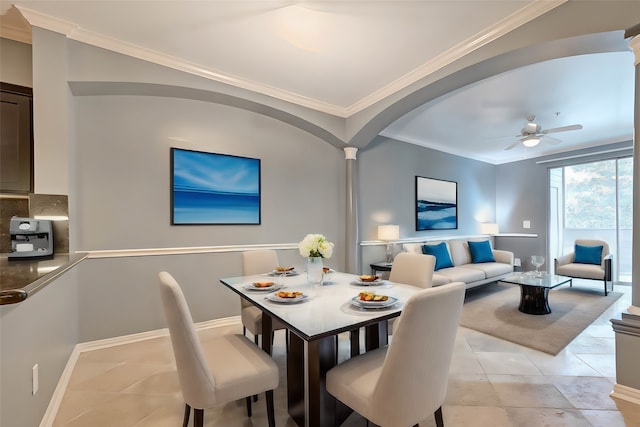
[358,136,497,268]
[0,269,78,427]
[71,94,345,340]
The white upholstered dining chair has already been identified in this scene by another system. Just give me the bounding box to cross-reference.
[386,252,436,335]
[241,250,288,346]
[327,281,466,427]
[158,271,279,427]
[388,252,436,288]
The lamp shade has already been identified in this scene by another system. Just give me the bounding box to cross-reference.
[378,224,399,241]
[480,223,499,235]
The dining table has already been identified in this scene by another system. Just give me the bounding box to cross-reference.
[220,270,420,427]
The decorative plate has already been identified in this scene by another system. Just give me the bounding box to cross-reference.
[266,291,308,303]
[349,295,398,308]
[242,282,283,292]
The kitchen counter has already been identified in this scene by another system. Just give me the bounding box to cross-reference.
[0,253,88,305]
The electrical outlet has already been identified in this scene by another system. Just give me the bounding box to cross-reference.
[523,220,531,229]
[32,364,38,395]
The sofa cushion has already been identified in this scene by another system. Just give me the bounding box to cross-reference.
[447,239,471,266]
[463,262,513,277]
[402,243,424,255]
[435,266,485,283]
[556,263,605,280]
[431,273,452,287]
[421,242,454,270]
[468,240,496,263]
[574,244,603,265]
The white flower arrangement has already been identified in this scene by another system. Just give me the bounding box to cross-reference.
[298,233,334,259]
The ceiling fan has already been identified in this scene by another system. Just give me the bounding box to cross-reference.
[504,115,583,150]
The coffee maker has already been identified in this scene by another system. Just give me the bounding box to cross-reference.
[8,216,54,260]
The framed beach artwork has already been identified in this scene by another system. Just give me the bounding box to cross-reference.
[415,176,458,231]
[171,148,261,225]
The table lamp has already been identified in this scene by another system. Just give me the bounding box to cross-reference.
[378,224,399,263]
[480,223,499,235]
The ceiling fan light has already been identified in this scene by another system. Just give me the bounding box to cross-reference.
[523,137,540,147]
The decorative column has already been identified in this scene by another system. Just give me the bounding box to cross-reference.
[611,23,640,409]
[344,147,360,274]
[629,23,640,314]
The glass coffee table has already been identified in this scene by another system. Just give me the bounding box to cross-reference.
[500,273,573,315]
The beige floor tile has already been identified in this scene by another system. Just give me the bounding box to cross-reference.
[567,335,616,354]
[526,350,601,376]
[122,366,181,396]
[445,374,501,407]
[475,351,542,375]
[448,353,485,375]
[50,284,639,427]
[575,353,617,378]
[428,406,511,427]
[551,376,618,410]
[579,409,630,427]
[52,390,120,426]
[60,394,176,427]
[492,382,574,408]
[70,361,169,393]
[505,407,592,426]
[65,360,126,388]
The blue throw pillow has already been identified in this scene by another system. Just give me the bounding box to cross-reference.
[574,244,603,265]
[468,240,495,263]
[422,242,454,271]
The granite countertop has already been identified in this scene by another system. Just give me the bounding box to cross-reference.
[0,253,88,305]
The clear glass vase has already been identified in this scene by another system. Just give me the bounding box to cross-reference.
[307,256,324,286]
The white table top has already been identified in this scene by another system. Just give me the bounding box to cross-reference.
[220,271,420,341]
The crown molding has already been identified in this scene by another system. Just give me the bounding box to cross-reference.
[14,5,348,117]
[15,1,566,118]
[346,0,568,115]
[0,23,31,44]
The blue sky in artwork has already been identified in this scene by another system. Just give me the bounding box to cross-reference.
[173,149,259,195]
[417,178,456,204]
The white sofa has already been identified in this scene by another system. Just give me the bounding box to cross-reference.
[403,238,514,289]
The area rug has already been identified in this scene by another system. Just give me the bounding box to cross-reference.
[459,281,622,355]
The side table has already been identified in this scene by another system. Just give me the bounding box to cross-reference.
[370,261,393,277]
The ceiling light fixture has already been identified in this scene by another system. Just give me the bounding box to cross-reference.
[522,136,540,148]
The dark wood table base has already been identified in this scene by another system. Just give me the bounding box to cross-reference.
[519,284,561,315]
[286,321,389,427]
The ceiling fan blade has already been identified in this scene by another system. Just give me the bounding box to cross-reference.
[504,140,522,150]
[542,124,583,134]
[542,135,562,145]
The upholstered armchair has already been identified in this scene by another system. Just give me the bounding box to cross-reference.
[554,239,613,296]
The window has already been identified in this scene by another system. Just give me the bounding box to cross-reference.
[549,157,632,283]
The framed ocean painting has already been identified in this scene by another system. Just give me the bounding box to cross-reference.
[415,176,458,231]
[171,148,261,225]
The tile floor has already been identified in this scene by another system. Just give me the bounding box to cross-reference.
[52,281,640,427]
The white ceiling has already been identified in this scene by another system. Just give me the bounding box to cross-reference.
[0,0,636,164]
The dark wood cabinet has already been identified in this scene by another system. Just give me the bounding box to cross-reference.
[1,82,33,194]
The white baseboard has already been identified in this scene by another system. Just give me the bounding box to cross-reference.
[39,316,242,427]
[611,383,640,406]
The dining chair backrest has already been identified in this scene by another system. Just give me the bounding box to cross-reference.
[158,271,217,410]
[372,282,465,426]
[242,250,279,276]
[388,252,436,288]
